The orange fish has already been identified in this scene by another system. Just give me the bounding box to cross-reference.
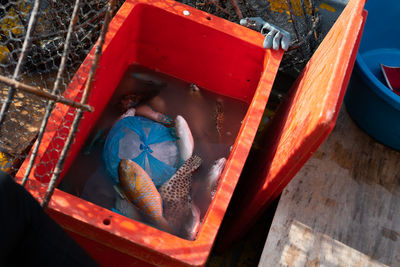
[118,159,171,232]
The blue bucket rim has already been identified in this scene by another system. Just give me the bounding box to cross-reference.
[355,48,400,111]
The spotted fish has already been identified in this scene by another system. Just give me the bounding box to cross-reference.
[118,159,171,231]
[158,155,202,237]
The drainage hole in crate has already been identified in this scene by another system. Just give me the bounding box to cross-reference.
[206,16,211,20]
[103,218,111,225]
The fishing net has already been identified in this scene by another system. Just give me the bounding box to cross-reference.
[103,115,180,187]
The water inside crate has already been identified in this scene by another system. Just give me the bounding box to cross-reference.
[59,64,249,240]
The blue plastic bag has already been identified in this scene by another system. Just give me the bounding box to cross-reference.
[103,116,180,187]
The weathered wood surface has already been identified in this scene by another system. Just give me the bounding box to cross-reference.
[259,107,400,267]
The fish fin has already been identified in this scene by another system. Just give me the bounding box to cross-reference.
[113,185,127,200]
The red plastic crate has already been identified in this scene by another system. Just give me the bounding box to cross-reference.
[216,0,368,251]
[16,0,283,266]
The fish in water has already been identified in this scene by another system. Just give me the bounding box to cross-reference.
[114,195,143,221]
[175,115,194,162]
[119,108,137,120]
[136,105,173,126]
[214,99,224,137]
[119,89,159,112]
[183,204,201,240]
[158,155,202,238]
[118,159,171,232]
[206,157,226,199]
[119,105,173,126]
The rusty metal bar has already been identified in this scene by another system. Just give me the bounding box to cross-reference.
[0,75,93,112]
[308,0,318,41]
[286,0,305,57]
[22,0,83,187]
[0,0,43,127]
[286,0,302,44]
[287,15,319,51]
[206,0,232,17]
[229,0,243,19]
[300,0,311,34]
[41,0,116,209]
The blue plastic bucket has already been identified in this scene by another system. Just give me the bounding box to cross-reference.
[345,0,400,150]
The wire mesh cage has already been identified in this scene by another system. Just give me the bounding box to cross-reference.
[0,0,326,208]
[178,0,323,76]
[0,0,122,207]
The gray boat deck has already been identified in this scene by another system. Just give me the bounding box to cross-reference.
[259,107,400,266]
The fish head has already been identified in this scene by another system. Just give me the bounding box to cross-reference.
[118,159,153,193]
[213,157,227,172]
[183,204,201,241]
[118,159,138,185]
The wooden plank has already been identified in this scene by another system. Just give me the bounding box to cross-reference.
[259,107,400,267]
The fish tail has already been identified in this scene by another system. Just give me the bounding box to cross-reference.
[154,216,174,233]
[140,207,173,233]
[180,155,202,175]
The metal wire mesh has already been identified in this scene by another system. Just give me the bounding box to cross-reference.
[0,0,334,207]
[178,0,322,77]
[0,0,121,206]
